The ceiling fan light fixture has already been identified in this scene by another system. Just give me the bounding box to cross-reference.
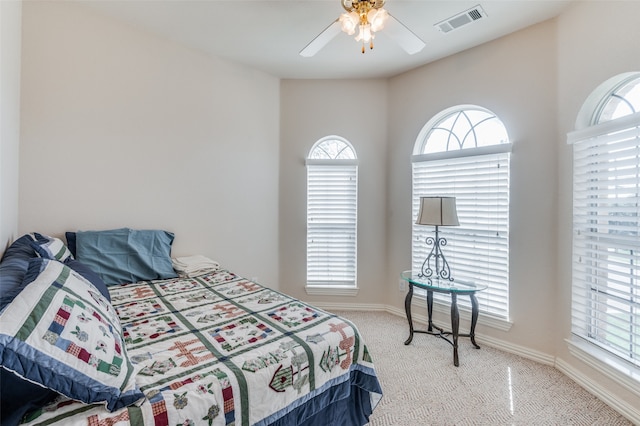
[338,0,387,52]
[355,23,373,43]
[300,0,425,58]
[368,8,388,32]
[339,11,359,35]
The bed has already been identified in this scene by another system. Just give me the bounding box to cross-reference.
[0,230,382,426]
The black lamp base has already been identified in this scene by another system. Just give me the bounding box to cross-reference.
[417,225,454,283]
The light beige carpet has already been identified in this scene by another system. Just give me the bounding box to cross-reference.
[332,310,632,426]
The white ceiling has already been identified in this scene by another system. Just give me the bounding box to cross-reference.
[78,0,573,80]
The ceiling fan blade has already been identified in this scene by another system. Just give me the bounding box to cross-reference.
[385,13,425,55]
[300,19,341,57]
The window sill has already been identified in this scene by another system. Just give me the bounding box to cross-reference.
[305,286,359,297]
[566,336,640,398]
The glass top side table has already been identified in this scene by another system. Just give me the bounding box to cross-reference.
[400,271,487,367]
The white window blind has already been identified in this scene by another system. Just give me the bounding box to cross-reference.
[306,161,358,287]
[569,111,640,367]
[412,149,511,318]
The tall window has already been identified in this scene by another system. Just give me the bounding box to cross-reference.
[306,137,358,291]
[569,73,640,370]
[412,105,511,319]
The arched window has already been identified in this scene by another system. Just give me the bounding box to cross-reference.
[415,107,509,154]
[594,74,640,123]
[306,137,358,292]
[412,105,511,319]
[569,73,640,371]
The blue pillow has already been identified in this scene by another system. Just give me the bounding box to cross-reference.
[31,235,74,262]
[0,234,60,425]
[1,258,111,424]
[65,259,111,302]
[0,233,46,311]
[0,258,144,411]
[74,228,177,285]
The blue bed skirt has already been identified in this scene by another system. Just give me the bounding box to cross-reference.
[263,367,382,426]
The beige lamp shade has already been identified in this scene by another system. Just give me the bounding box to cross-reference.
[416,196,460,226]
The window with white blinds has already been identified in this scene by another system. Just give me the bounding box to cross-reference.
[306,137,358,288]
[569,74,640,369]
[412,106,511,319]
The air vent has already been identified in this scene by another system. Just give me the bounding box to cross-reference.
[435,5,487,33]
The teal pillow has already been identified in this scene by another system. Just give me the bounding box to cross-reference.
[74,228,177,285]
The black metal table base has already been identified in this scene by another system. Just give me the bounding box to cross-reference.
[403,284,481,367]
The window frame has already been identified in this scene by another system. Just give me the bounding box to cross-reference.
[305,136,359,296]
[411,105,512,326]
[568,73,640,387]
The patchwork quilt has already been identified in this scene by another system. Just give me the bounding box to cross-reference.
[21,270,382,425]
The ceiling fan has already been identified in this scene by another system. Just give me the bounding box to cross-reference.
[300,0,425,57]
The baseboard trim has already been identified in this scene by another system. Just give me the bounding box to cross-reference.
[565,338,640,398]
[555,357,640,425]
[314,302,387,312]
[312,302,638,424]
[476,334,555,366]
[315,302,550,365]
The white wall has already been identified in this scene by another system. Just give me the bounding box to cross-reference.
[555,0,640,415]
[18,1,281,287]
[387,20,559,353]
[279,79,388,304]
[0,0,22,255]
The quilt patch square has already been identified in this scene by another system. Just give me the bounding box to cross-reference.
[209,316,277,353]
[212,279,262,299]
[131,338,219,378]
[122,314,183,346]
[156,278,204,295]
[266,302,324,329]
[109,283,156,303]
[164,289,223,312]
[116,298,166,322]
[168,338,218,369]
[235,289,289,311]
[197,270,239,287]
[42,294,124,376]
[183,301,244,326]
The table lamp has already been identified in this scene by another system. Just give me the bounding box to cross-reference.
[416,196,459,282]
